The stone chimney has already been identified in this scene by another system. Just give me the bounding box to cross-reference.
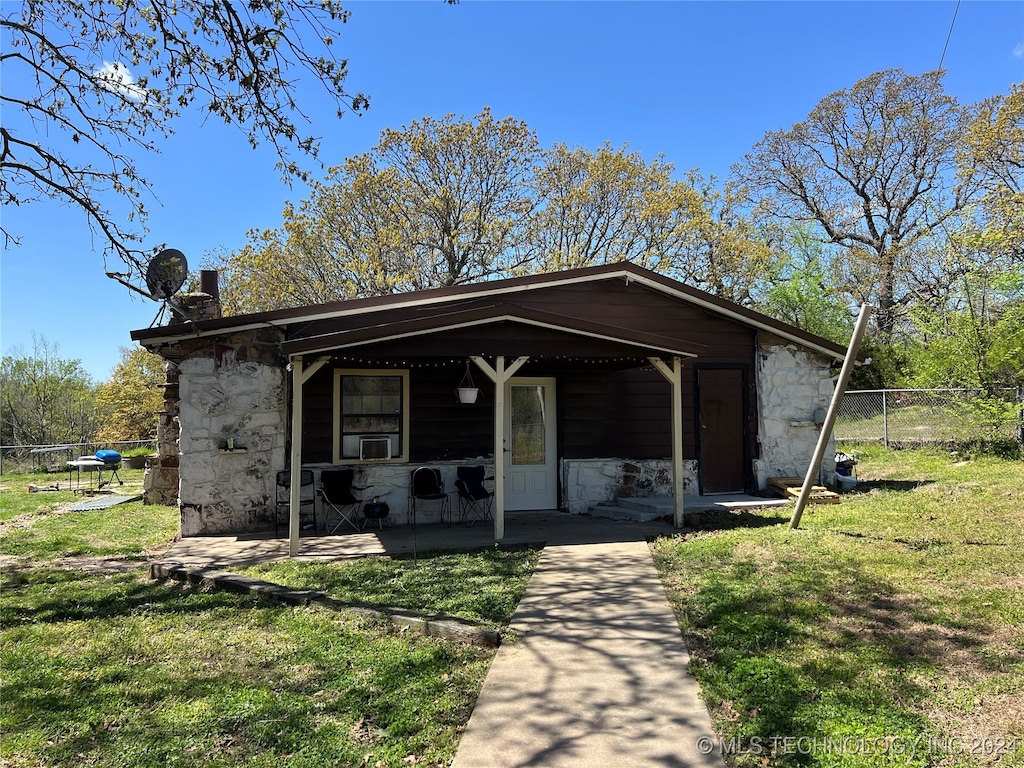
[170,269,222,323]
[144,270,223,506]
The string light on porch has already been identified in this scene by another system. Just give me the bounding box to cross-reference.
[332,355,650,367]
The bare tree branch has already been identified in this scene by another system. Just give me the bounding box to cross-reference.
[1,0,369,292]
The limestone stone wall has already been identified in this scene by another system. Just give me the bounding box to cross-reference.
[561,458,698,514]
[176,354,287,536]
[143,361,180,506]
[755,339,837,488]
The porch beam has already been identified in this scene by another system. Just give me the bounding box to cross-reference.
[472,355,529,541]
[650,356,685,529]
[470,354,528,384]
[289,355,330,557]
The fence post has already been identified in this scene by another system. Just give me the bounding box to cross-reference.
[882,390,889,448]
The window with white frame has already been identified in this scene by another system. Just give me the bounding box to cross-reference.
[333,369,410,463]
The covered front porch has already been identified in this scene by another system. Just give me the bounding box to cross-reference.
[158,500,786,569]
[282,303,706,556]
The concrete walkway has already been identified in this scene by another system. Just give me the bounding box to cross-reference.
[451,540,724,768]
[157,512,735,767]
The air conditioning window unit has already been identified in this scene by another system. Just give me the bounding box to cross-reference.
[359,436,392,461]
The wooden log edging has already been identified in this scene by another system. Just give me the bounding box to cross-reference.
[148,561,501,648]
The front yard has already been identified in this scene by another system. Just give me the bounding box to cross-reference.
[0,470,537,768]
[3,446,1022,767]
[652,445,1024,767]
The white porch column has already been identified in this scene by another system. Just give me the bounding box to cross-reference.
[288,355,330,556]
[650,356,686,528]
[471,355,529,540]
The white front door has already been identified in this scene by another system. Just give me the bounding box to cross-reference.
[504,377,558,510]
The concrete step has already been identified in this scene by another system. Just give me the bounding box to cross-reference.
[588,503,667,523]
[617,497,675,514]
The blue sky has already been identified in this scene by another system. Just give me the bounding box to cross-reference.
[2,0,1022,382]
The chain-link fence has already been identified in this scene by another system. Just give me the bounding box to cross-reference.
[835,388,1024,448]
[0,441,156,475]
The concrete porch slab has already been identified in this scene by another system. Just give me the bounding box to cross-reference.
[590,494,791,522]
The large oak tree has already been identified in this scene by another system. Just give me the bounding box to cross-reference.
[734,68,984,339]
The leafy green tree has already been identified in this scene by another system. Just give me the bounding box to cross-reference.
[908,270,1024,389]
[94,347,165,442]
[661,171,776,304]
[529,142,676,272]
[1,0,370,292]
[958,81,1024,266]
[530,147,774,303]
[759,227,854,344]
[213,109,541,312]
[735,69,985,340]
[374,108,541,288]
[0,336,99,446]
[214,121,777,312]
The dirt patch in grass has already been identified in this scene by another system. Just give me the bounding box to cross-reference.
[922,691,1024,765]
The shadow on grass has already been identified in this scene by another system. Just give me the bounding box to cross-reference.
[849,479,937,493]
[0,567,259,627]
[2,570,481,767]
[653,508,793,538]
[242,546,539,626]
[655,540,1022,753]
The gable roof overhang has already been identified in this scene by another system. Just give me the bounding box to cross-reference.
[131,261,853,362]
[280,303,705,360]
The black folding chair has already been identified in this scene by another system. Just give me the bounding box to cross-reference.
[409,466,451,529]
[276,469,316,537]
[319,469,364,535]
[455,465,494,526]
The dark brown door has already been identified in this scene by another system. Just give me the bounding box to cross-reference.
[698,369,745,494]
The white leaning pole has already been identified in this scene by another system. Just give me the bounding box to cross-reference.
[789,303,873,530]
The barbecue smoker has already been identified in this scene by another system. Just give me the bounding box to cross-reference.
[93,450,125,488]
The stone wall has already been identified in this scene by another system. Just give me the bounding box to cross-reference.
[143,361,180,506]
[755,337,837,488]
[561,458,698,514]
[176,352,288,536]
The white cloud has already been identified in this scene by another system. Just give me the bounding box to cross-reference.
[1013,42,1024,58]
[95,61,146,102]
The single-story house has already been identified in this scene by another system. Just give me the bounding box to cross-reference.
[131,262,849,551]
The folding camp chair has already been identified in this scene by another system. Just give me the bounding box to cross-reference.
[318,469,365,534]
[455,465,494,526]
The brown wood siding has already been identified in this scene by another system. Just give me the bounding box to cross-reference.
[300,365,495,464]
[289,281,746,350]
[301,367,334,463]
[296,278,760,468]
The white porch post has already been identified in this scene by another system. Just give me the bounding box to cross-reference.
[471,355,529,541]
[650,356,686,529]
[288,355,330,557]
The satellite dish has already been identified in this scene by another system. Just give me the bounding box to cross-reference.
[145,248,188,301]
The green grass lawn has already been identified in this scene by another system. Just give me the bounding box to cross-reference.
[651,445,1024,767]
[1,469,537,768]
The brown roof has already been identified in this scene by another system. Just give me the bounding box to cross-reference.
[131,262,852,361]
